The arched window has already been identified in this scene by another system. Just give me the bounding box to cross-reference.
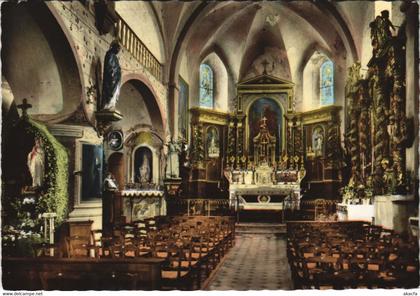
[199,64,214,108]
[320,59,334,106]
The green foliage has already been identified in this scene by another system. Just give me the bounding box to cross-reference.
[2,225,43,257]
[24,119,69,225]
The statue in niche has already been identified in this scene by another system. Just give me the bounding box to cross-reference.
[27,138,45,188]
[138,154,151,184]
[165,137,180,179]
[312,127,324,158]
[207,127,220,158]
[101,40,121,111]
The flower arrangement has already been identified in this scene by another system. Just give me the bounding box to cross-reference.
[2,202,43,257]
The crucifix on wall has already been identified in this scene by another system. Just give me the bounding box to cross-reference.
[17,98,32,118]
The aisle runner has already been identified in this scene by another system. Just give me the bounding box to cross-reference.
[207,234,293,290]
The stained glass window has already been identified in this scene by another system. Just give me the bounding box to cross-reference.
[320,60,334,106]
[199,64,214,108]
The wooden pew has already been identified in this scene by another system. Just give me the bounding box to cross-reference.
[2,257,164,290]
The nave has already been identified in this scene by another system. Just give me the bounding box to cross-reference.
[207,232,293,290]
[1,0,419,292]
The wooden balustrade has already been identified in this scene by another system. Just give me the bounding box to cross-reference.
[115,14,163,81]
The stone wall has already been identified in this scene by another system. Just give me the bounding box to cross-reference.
[46,2,168,132]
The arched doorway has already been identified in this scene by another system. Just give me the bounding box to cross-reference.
[108,78,165,187]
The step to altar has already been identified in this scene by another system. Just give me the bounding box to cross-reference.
[235,223,286,235]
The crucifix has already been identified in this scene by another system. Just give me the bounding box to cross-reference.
[260,116,268,129]
[261,59,269,75]
[17,98,32,118]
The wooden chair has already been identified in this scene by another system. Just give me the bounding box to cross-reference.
[159,245,195,290]
[65,235,96,258]
[33,242,63,258]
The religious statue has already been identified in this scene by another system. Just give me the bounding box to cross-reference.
[27,138,45,188]
[101,40,121,111]
[207,127,220,158]
[138,154,151,184]
[165,137,180,179]
[102,172,117,236]
[370,10,395,55]
[312,128,324,157]
[103,172,118,191]
[380,10,396,39]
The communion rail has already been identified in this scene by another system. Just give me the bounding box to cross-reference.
[166,199,233,217]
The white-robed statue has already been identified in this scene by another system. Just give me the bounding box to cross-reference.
[165,137,180,179]
[139,154,151,183]
[27,138,45,188]
[104,172,118,191]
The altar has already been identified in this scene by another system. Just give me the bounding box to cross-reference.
[115,189,166,224]
[222,73,306,215]
[228,166,303,212]
[228,95,305,212]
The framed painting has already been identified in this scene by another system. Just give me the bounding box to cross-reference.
[81,144,103,201]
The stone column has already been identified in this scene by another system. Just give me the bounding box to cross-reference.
[168,83,180,140]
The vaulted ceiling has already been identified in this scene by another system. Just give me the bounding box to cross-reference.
[117,1,365,76]
[115,1,395,106]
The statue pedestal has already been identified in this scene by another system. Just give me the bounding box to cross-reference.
[95,110,123,135]
[164,178,182,196]
[374,195,417,233]
[102,190,116,237]
[188,165,207,197]
[95,110,123,121]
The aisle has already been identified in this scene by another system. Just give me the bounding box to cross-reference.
[206,234,293,290]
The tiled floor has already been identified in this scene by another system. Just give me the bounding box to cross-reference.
[207,234,294,290]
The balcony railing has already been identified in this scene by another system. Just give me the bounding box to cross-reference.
[115,14,163,82]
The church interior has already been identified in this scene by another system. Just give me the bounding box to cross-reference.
[1,1,419,291]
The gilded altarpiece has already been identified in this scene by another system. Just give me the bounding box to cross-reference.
[227,74,295,168]
[344,14,414,197]
[189,108,229,198]
[295,106,343,199]
[225,74,306,212]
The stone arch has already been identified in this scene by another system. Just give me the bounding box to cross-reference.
[2,2,84,122]
[313,2,359,63]
[118,74,165,137]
